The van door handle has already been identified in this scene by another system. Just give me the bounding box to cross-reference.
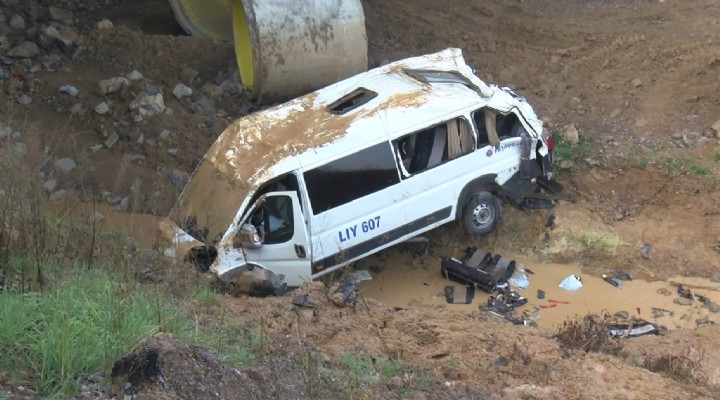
[294,244,306,259]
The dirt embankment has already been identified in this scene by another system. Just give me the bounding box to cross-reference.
[2,0,720,399]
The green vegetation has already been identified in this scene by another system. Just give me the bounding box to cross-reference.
[551,128,593,172]
[0,269,189,395]
[665,156,712,176]
[711,152,720,164]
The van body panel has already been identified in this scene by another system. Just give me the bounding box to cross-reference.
[172,48,556,288]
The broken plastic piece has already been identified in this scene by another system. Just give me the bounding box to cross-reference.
[548,299,570,304]
[559,274,582,291]
[608,320,660,337]
[444,285,475,304]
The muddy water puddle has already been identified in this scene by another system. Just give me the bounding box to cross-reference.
[358,245,720,331]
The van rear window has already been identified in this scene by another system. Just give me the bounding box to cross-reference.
[304,142,400,214]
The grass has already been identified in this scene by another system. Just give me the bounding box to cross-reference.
[551,127,593,169]
[572,230,622,255]
[0,266,191,396]
[643,352,707,384]
[554,314,623,354]
[665,156,714,177]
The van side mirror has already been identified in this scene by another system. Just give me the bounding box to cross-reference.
[233,224,263,249]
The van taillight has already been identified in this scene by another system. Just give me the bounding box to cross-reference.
[545,134,554,152]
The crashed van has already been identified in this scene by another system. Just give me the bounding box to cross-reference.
[168,48,557,292]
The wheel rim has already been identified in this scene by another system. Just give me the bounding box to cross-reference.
[472,203,494,229]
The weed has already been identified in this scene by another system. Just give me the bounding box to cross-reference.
[551,128,593,167]
[554,313,623,354]
[643,352,707,384]
[572,230,622,255]
[711,152,720,164]
[685,158,710,176]
[0,268,188,396]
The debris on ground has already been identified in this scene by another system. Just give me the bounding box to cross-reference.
[608,320,661,337]
[559,274,583,291]
[444,285,475,304]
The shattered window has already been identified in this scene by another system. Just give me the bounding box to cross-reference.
[393,117,474,177]
[250,195,294,245]
[304,142,400,214]
[473,108,522,148]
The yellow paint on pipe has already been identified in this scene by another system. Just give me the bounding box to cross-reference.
[168,0,233,41]
[232,0,254,91]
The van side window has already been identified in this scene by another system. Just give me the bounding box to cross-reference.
[473,108,523,148]
[393,117,473,176]
[250,195,294,244]
[304,142,400,214]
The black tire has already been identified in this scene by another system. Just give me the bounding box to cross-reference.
[461,192,501,236]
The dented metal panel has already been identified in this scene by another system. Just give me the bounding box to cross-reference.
[170,48,548,269]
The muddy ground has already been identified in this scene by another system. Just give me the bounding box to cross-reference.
[2,0,720,399]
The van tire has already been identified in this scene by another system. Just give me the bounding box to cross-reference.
[461,192,501,236]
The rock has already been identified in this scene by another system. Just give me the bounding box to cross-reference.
[58,84,79,97]
[96,19,113,30]
[0,35,10,52]
[113,197,130,212]
[159,129,170,140]
[55,157,76,173]
[172,83,193,99]
[104,132,119,148]
[563,124,580,145]
[49,189,68,201]
[12,142,27,154]
[179,67,199,84]
[613,311,629,320]
[94,102,110,115]
[69,103,83,114]
[671,132,682,140]
[585,158,600,167]
[673,297,693,306]
[559,160,574,170]
[168,169,189,190]
[39,25,80,50]
[48,7,74,25]
[97,77,128,96]
[167,148,178,155]
[388,376,404,388]
[42,179,57,194]
[87,212,104,223]
[17,94,31,105]
[129,92,166,114]
[220,79,242,95]
[609,109,622,119]
[711,120,720,139]
[631,78,642,88]
[0,121,10,140]
[126,70,143,81]
[9,14,25,30]
[190,95,216,117]
[88,144,104,152]
[202,83,224,98]
[7,41,39,58]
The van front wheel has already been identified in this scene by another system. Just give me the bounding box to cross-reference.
[461,192,501,236]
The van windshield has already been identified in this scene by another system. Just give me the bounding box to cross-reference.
[170,158,246,244]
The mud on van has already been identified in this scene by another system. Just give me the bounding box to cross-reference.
[168,48,559,294]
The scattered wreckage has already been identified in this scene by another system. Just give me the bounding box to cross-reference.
[165,48,560,294]
[440,247,664,336]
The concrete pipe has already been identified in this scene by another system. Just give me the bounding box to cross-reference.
[233,0,368,102]
[168,0,368,103]
[168,0,234,41]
